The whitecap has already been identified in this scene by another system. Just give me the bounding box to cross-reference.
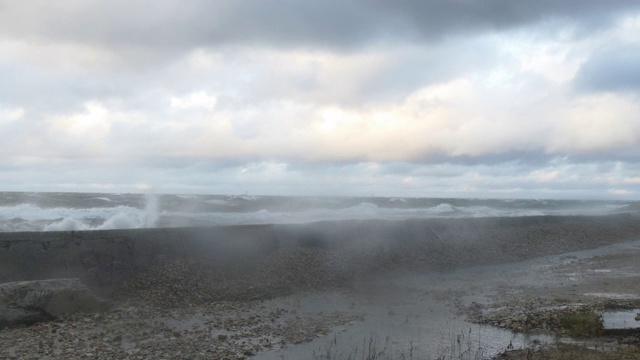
[44,218,90,231]
[432,203,456,213]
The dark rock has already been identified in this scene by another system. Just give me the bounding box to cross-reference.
[0,307,48,328]
[0,278,108,328]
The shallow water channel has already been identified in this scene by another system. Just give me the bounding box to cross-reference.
[255,268,552,359]
[256,239,640,359]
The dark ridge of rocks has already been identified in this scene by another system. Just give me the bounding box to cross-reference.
[3,214,640,297]
[114,248,353,308]
[111,214,640,309]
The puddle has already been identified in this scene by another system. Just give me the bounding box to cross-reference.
[602,309,640,330]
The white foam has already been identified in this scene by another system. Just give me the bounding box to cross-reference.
[44,217,90,231]
[430,203,457,213]
[161,202,468,227]
[12,195,160,232]
[0,193,634,232]
[458,206,504,217]
[228,195,258,201]
[98,212,143,230]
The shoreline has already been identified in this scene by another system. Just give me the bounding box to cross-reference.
[467,240,640,359]
[2,214,640,358]
[3,214,640,293]
[5,240,640,359]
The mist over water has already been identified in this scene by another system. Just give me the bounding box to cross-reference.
[0,192,635,232]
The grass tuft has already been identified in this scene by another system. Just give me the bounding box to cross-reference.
[558,311,603,338]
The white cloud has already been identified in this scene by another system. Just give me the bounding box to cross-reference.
[0,106,25,123]
[170,91,217,111]
[548,94,640,152]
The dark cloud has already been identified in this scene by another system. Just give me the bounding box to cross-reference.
[573,45,640,93]
[1,0,638,52]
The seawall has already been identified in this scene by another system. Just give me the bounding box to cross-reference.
[1,214,640,296]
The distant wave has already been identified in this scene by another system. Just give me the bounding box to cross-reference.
[0,192,634,232]
[0,197,159,232]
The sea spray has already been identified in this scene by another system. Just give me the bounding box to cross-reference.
[140,193,159,228]
[0,192,634,232]
[44,217,90,231]
[96,193,159,229]
[42,194,160,231]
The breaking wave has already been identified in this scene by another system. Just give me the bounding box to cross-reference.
[0,195,160,232]
[0,192,633,232]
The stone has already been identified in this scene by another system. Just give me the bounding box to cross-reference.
[0,278,108,328]
[0,307,47,328]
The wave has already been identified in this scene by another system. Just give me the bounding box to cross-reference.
[0,195,160,232]
[0,203,139,222]
[0,193,634,232]
[157,203,510,227]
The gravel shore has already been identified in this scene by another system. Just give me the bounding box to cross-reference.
[3,244,640,359]
[1,247,361,360]
[0,291,362,359]
[2,215,640,359]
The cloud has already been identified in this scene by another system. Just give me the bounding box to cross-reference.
[1,1,640,198]
[1,1,638,56]
[573,45,640,93]
[1,157,637,199]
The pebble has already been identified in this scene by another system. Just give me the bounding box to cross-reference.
[0,293,360,359]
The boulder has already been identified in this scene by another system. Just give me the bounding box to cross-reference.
[0,307,45,329]
[0,278,108,329]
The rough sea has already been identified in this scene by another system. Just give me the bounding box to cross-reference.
[0,192,635,232]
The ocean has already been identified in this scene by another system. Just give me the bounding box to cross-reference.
[0,191,634,232]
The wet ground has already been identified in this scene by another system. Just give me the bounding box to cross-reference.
[2,238,640,359]
[257,238,640,359]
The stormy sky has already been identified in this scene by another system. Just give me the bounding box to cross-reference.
[1,1,640,199]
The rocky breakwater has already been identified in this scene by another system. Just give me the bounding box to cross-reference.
[1,214,640,299]
[114,247,352,308]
